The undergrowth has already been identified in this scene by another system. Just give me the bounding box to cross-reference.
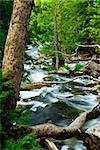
[64,63,83,71]
[0,70,44,150]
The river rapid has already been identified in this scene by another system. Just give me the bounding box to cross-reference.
[17,45,100,150]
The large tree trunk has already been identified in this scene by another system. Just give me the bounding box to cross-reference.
[2,0,33,110]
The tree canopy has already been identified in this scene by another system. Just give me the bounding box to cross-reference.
[0,0,13,48]
[29,0,100,56]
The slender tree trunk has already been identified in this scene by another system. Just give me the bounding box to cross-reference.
[2,0,34,110]
[0,48,3,68]
[54,1,59,70]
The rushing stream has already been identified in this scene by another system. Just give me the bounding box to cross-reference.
[17,45,100,150]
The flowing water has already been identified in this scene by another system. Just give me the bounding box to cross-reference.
[18,45,100,150]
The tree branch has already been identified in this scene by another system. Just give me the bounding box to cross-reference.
[21,75,100,90]
[21,76,79,90]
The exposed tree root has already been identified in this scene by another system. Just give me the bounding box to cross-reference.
[43,138,58,150]
[11,103,100,140]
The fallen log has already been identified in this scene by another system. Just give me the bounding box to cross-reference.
[11,103,100,140]
[21,76,79,90]
[48,70,84,76]
[76,44,100,48]
[21,75,100,90]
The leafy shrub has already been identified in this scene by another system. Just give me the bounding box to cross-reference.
[5,133,44,150]
[64,64,70,70]
[74,63,83,71]
[39,43,54,57]
[64,63,83,71]
[45,65,56,71]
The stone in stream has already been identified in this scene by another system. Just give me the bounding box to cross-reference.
[84,124,100,150]
[72,45,100,61]
[83,61,100,77]
[58,67,70,74]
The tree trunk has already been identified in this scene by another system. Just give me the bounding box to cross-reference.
[2,0,34,110]
[0,48,3,68]
[54,0,59,70]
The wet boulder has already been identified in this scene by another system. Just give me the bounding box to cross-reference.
[58,67,70,74]
[71,45,100,61]
[83,61,100,77]
[77,46,95,58]
[84,124,100,150]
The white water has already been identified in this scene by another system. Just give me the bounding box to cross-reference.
[24,45,48,82]
[18,45,99,150]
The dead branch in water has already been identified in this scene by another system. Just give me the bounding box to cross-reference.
[21,75,100,90]
[21,76,79,90]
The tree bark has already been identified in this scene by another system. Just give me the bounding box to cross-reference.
[54,0,59,70]
[43,138,58,150]
[2,0,34,109]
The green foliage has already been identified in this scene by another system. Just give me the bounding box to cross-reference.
[5,133,44,150]
[64,63,83,71]
[0,0,13,48]
[74,63,83,71]
[29,0,54,46]
[0,90,13,104]
[93,84,100,88]
[64,64,70,70]
[3,80,12,87]
[44,65,56,71]
[39,43,54,57]
[80,0,100,44]
[0,70,14,135]
[29,0,100,60]
[15,107,31,125]
[2,69,12,80]
[0,70,44,149]
[0,31,7,48]
[0,70,2,92]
